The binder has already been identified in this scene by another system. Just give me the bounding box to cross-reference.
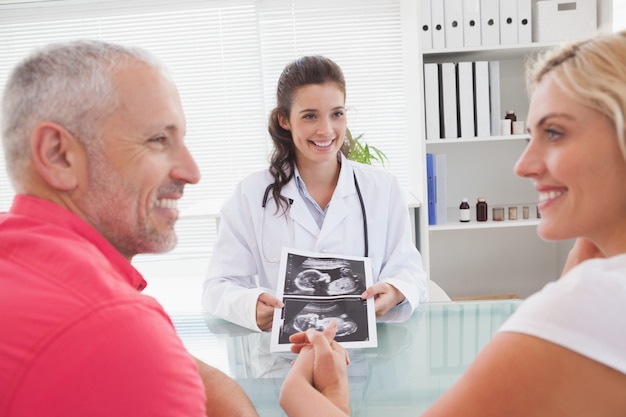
[480,0,500,46]
[444,0,464,49]
[440,62,459,139]
[462,0,482,47]
[435,153,447,225]
[474,61,491,137]
[499,0,518,45]
[488,61,502,136]
[426,153,437,225]
[517,0,532,44]
[457,61,475,138]
[420,0,433,50]
[424,63,441,140]
[431,0,446,49]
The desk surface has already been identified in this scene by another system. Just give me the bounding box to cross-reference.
[171,300,521,417]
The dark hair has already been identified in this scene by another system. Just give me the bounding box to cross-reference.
[267,55,346,212]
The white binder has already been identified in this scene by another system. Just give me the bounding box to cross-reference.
[489,61,502,136]
[517,0,532,44]
[444,0,464,49]
[462,0,482,47]
[441,62,459,139]
[424,63,441,140]
[499,0,518,45]
[480,0,500,46]
[474,61,491,137]
[432,0,446,49]
[420,0,433,50]
[458,61,475,138]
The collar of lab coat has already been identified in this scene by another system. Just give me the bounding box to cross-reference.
[280,153,358,243]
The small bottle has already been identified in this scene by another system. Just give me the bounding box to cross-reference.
[476,198,488,222]
[493,207,504,221]
[459,198,471,222]
[504,111,517,134]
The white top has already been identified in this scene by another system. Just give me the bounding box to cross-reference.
[201,154,429,331]
[500,254,626,375]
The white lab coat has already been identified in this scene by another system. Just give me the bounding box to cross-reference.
[202,155,429,331]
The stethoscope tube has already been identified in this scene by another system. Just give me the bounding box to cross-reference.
[352,172,369,257]
[261,171,368,258]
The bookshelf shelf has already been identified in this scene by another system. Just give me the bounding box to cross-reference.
[422,41,560,63]
[425,134,529,145]
[429,218,540,232]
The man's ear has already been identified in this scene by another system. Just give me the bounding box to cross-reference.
[277,113,291,131]
[30,122,81,191]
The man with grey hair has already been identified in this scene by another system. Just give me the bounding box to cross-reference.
[0,40,257,417]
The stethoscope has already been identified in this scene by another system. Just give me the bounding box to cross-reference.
[261,171,368,263]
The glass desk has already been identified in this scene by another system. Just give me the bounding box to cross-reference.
[171,299,521,416]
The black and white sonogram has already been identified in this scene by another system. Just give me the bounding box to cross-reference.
[278,299,369,344]
[283,255,367,296]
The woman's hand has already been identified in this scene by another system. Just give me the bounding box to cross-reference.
[280,321,350,416]
[255,293,283,331]
[360,282,405,317]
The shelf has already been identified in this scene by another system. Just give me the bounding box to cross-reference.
[425,134,529,145]
[429,218,540,232]
[422,41,560,63]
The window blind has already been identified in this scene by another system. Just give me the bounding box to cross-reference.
[0,0,416,310]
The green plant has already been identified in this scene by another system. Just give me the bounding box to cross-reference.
[345,128,389,167]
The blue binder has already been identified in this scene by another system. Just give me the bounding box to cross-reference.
[426,153,436,225]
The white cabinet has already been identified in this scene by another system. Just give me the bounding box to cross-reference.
[413,0,616,298]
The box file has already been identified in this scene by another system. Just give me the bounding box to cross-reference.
[424,63,442,140]
[517,0,532,43]
[463,0,482,47]
[499,0,518,45]
[432,0,446,49]
[435,153,447,225]
[440,62,459,139]
[420,0,433,50]
[488,61,502,136]
[444,0,464,48]
[458,61,475,138]
[474,61,491,137]
[480,0,500,46]
[426,153,437,225]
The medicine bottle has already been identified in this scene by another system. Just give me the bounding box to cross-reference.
[504,111,516,134]
[459,198,470,222]
[476,198,488,222]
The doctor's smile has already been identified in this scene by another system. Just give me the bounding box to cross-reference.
[311,139,336,149]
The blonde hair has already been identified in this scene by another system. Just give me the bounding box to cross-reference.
[526,30,626,161]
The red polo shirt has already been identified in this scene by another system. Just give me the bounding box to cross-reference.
[0,195,205,417]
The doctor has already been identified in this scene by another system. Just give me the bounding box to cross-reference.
[201,55,428,331]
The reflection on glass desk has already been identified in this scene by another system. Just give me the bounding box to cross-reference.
[171,299,521,417]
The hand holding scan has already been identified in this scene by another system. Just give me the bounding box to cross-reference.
[361,282,405,317]
[256,292,283,331]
